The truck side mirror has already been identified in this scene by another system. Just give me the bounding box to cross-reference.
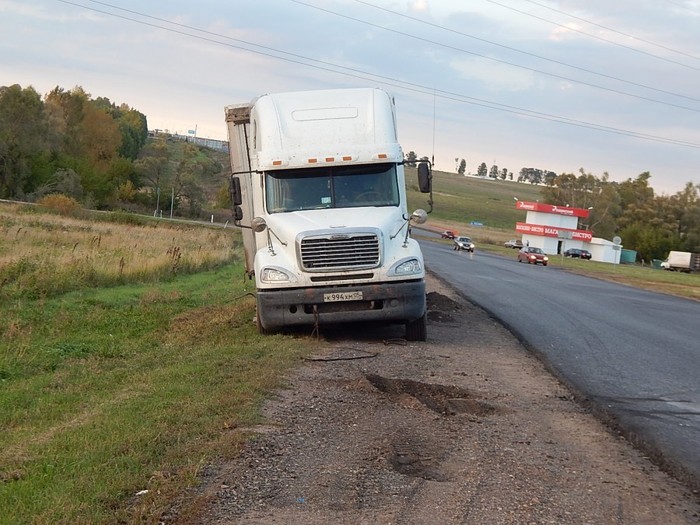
[410,209,428,224]
[232,205,243,221]
[230,176,243,206]
[417,162,431,194]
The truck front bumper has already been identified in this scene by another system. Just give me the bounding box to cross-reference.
[256,279,426,332]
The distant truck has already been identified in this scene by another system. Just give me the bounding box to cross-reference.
[660,251,700,272]
[224,88,433,340]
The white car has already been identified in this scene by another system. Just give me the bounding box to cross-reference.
[453,236,475,252]
[504,239,524,249]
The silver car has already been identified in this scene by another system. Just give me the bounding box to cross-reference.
[453,236,475,253]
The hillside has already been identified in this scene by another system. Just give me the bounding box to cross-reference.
[141,134,232,221]
[406,167,543,235]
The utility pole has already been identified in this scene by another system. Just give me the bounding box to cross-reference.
[154,187,160,217]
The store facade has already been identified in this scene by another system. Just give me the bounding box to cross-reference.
[514,200,621,264]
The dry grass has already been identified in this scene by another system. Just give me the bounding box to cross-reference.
[0,203,238,298]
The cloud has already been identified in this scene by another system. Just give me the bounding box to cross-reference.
[449,56,536,92]
[408,0,429,13]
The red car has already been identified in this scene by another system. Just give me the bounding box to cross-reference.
[440,230,456,239]
[517,246,549,266]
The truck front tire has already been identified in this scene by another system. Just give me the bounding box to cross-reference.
[405,314,427,341]
[255,299,278,335]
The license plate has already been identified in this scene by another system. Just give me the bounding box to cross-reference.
[323,291,363,302]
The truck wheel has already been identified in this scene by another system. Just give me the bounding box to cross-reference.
[255,308,272,335]
[405,314,427,341]
[255,298,277,335]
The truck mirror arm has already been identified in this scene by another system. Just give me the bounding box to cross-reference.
[264,229,276,256]
[390,217,410,247]
[264,227,288,256]
[402,217,411,247]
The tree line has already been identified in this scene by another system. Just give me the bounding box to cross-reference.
[3,93,698,261]
[540,169,699,263]
[411,152,699,262]
[0,84,222,216]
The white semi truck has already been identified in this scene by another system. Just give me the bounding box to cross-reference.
[224,88,432,340]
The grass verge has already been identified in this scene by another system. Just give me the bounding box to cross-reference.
[0,260,314,524]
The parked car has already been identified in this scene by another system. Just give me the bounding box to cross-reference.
[563,248,592,260]
[517,246,549,266]
[504,239,524,249]
[453,236,475,252]
[441,230,456,239]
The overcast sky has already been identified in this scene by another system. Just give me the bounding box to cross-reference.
[2,0,699,194]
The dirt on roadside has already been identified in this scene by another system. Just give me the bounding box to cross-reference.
[167,273,700,524]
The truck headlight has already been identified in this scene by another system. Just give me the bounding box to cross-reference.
[391,258,423,276]
[260,267,295,283]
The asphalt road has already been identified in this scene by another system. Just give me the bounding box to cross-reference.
[419,238,700,491]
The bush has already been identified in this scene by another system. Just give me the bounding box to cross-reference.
[36,194,81,215]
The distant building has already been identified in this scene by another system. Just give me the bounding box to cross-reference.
[148,130,229,152]
[513,200,621,264]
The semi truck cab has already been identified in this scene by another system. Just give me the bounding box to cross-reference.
[225,88,432,340]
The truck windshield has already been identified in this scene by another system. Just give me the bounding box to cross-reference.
[265,163,400,213]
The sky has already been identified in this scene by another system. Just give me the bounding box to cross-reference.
[1,0,700,195]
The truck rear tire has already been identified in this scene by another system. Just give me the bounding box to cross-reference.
[405,314,427,342]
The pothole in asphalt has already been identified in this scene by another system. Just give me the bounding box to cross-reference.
[365,374,498,416]
[390,436,448,481]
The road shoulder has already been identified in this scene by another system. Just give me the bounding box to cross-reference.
[171,273,700,524]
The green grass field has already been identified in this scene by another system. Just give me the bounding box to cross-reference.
[407,170,540,228]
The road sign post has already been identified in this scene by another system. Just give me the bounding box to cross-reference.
[558,230,573,261]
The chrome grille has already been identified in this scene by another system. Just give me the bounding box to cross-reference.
[300,233,380,271]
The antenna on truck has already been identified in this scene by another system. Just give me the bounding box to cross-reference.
[431,87,436,170]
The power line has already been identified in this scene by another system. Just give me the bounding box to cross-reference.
[520,0,700,63]
[346,0,700,103]
[54,0,700,150]
[663,0,700,13]
[482,0,700,71]
[292,0,700,113]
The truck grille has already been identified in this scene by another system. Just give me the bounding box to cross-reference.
[300,233,380,271]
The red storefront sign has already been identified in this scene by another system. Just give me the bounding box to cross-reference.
[516,201,590,218]
[516,222,593,242]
